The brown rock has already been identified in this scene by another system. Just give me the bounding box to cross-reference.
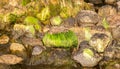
[0,35,9,44]
[105,0,116,4]
[0,54,23,65]
[21,37,43,46]
[10,43,27,59]
[98,5,117,17]
[88,0,103,4]
[75,10,99,27]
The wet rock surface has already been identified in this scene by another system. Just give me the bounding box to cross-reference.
[73,41,103,67]
[0,0,120,69]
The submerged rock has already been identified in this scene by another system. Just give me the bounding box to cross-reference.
[0,54,23,65]
[73,41,102,67]
[27,48,74,66]
[0,63,10,69]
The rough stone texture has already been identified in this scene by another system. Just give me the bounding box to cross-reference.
[72,41,102,67]
[75,10,99,26]
[27,48,74,66]
[0,35,9,44]
[88,0,103,4]
[10,43,25,52]
[10,43,27,59]
[106,14,120,41]
[32,46,45,56]
[21,37,43,46]
[117,1,120,13]
[105,0,116,4]
[0,54,23,65]
[89,33,111,52]
[98,5,117,17]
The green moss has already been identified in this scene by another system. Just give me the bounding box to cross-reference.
[43,30,78,47]
[24,16,41,32]
[83,48,94,59]
[51,16,62,26]
[49,4,61,16]
[84,28,92,40]
[21,0,31,6]
[26,25,35,36]
[36,6,50,21]
[102,18,109,30]
[3,13,17,23]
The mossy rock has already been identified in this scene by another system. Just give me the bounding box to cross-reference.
[43,30,78,48]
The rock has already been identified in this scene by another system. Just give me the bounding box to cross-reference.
[0,64,10,69]
[117,1,120,13]
[99,60,120,69]
[75,10,99,27]
[27,48,74,66]
[98,5,117,17]
[105,0,116,4]
[12,24,26,39]
[104,40,120,60]
[106,14,120,41]
[0,54,23,65]
[50,16,62,26]
[72,41,102,67]
[9,0,19,7]
[10,43,27,59]
[32,46,45,56]
[21,37,43,46]
[88,0,103,4]
[70,26,111,43]
[89,33,111,52]
[13,24,37,39]
[61,17,76,27]
[0,35,9,44]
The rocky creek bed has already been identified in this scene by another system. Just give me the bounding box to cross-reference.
[0,0,120,69]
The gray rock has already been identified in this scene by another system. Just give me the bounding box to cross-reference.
[32,46,45,56]
[76,10,99,26]
[89,33,111,52]
[72,41,102,67]
[27,48,74,66]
